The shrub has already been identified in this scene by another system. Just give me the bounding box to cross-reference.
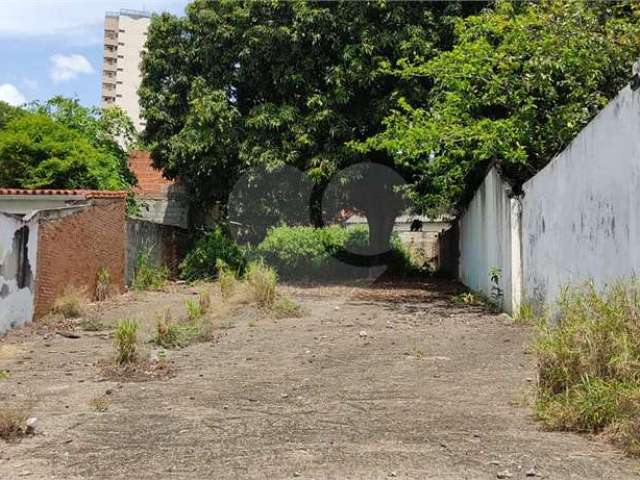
[114,318,139,365]
[179,227,244,281]
[245,261,278,307]
[132,246,169,291]
[95,266,111,301]
[51,286,85,318]
[535,280,640,454]
[256,224,414,279]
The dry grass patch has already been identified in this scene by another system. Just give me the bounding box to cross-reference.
[89,396,111,413]
[51,286,86,318]
[535,280,640,455]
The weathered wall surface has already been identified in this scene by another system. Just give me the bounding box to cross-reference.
[522,85,640,306]
[0,213,38,334]
[128,151,189,228]
[34,199,126,318]
[126,218,189,284]
[457,167,517,312]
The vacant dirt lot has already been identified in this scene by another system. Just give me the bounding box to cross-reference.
[1,280,638,479]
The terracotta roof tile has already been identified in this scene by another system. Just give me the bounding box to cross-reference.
[0,188,127,199]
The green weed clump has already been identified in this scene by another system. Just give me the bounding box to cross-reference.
[179,226,245,281]
[114,318,140,365]
[535,281,640,455]
[245,261,277,308]
[132,247,169,291]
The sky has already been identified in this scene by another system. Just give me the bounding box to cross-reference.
[0,0,189,108]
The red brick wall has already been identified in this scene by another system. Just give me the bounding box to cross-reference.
[129,150,175,197]
[33,198,126,318]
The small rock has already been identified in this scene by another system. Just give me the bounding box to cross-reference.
[25,417,37,434]
[281,393,289,399]
[334,306,340,311]
[105,389,113,395]
[525,468,537,477]
[359,330,367,338]
[293,472,301,478]
[63,438,73,444]
[496,471,512,479]
[489,461,501,466]
[389,472,397,478]
[222,405,229,410]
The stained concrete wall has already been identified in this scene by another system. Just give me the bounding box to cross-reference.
[126,218,189,284]
[457,167,521,313]
[522,85,640,306]
[0,212,38,334]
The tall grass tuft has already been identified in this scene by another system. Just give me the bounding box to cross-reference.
[245,260,277,308]
[114,318,140,365]
[535,280,640,454]
[95,266,111,301]
[216,259,238,301]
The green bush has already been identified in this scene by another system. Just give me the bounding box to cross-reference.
[132,247,169,291]
[535,281,640,455]
[114,318,139,365]
[179,227,245,281]
[256,224,414,279]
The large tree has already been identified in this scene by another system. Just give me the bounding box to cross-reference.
[139,0,483,250]
[358,0,640,214]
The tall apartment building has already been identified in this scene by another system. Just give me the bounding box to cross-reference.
[101,9,151,132]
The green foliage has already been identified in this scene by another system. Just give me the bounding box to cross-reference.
[114,318,139,365]
[0,96,136,190]
[245,260,278,308]
[272,295,303,319]
[153,311,181,348]
[0,101,23,129]
[179,227,245,281]
[359,0,640,213]
[139,1,483,210]
[132,247,169,291]
[255,225,413,279]
[535,280,640,454]
[489,267,503,310]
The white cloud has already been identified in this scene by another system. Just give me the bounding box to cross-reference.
[0,83,26,106]
[50,54,95,83]
[0,1,188,44]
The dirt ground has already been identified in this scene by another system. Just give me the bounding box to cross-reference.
[1,279,638,479]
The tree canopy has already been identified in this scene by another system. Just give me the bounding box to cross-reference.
[0,97,135,190]
[358,0,640,213]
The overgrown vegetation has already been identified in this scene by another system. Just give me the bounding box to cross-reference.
[256,225,414,280]
[51,286,85,318]
[114,318,140,365]
[217,260,238,300]
[535,281,640,455]
[132,247,169,291]
[179,227,244,281]
[152,290,215,349]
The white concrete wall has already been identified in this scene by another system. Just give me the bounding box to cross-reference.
[458,167,515,312]
[0,213,38,335]
[522,85,640,306]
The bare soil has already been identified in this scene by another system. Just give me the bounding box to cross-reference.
[1,280,638,479]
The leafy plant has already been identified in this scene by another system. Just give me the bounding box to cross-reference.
[272,295,303,319]
[114,318,139,365]
[132,246,169,291]
[489,267,503,310]
[179,227,245,281]
[153,311,181,348]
